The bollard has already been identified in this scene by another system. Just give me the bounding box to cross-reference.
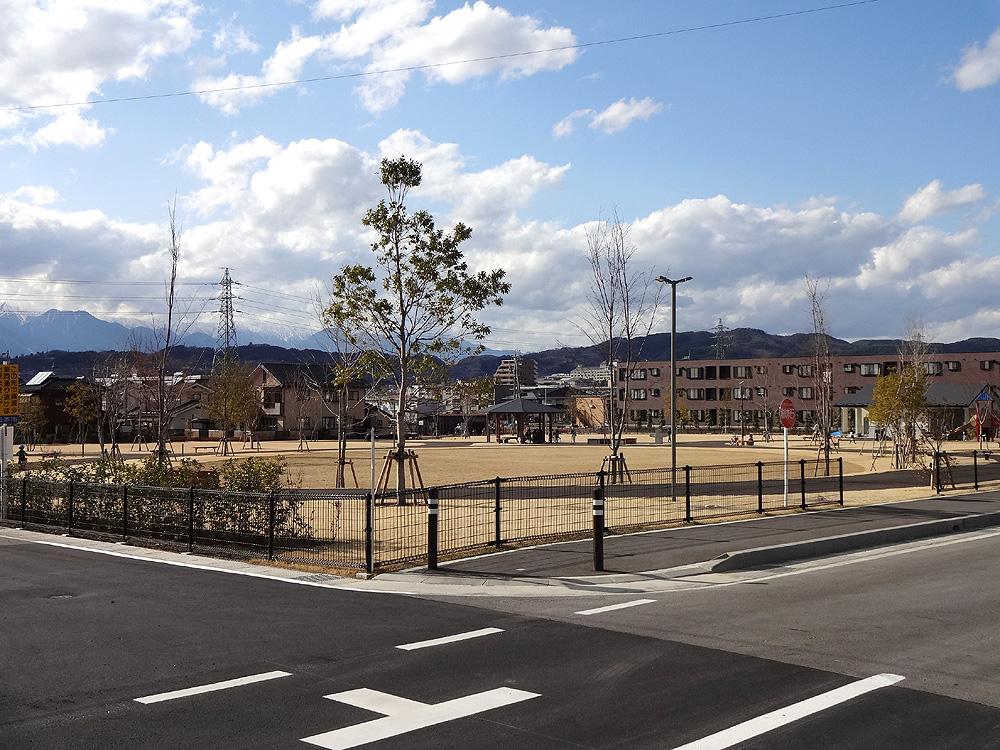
[187,487,195,553]
[267,491,276,560]
[122,485,129,542]
[974,450,979,491]
[20,477,27,527]
[364,491,374,575]
[799,459,807,510]
[838,456,844,505]
[934,452,941,494]
[427,489,439,571]
[684,465,692,523]
[67,481,74,532]
[592,486,605,572]
[756,461,764,514]
[494,476,502,548]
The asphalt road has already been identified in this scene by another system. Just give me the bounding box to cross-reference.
[3,533,1000,748]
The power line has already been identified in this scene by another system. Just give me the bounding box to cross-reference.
[0,277,214,286]
[2,0,881,113]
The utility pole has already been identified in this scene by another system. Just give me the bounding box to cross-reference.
[213,267,237,372]
[656,276,693,503]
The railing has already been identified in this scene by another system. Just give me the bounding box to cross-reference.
[934,450,1000,494]
[1,459,846,573]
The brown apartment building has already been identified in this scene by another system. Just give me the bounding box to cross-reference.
[613,352,1000,433]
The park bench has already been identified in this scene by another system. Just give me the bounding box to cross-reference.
[193,445,217,454]
[498,435,519,444]
[40,450,62,460]
[587,437,637,445]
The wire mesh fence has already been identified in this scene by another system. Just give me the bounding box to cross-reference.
[2,458,847,572]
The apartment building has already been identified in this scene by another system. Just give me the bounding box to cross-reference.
[613,352,1000,430]
[494,356,537,387]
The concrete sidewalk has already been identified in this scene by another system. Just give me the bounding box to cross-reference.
[439,491,1000,578]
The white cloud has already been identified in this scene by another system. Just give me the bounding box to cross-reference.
[898,179,986,223]
[5,128,1000,345]
[195,1,577,114]
[589,97,664,134]
[552,109,591,137]
[553,97,664,137]
[953,27,1000,91]
[9,185,61,205]
[213,19,260,55]
[0,0,200,148]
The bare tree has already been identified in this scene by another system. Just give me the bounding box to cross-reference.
[577,209,662,470]
[806,276,833,475]
[144,200,204,465]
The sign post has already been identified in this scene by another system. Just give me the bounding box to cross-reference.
[0,361,20,521]
[779,398,796,507]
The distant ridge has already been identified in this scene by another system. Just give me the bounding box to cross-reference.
[13,328,1000,381]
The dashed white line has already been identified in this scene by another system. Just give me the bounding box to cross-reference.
[396,627,504,651]
[671,673,905,749]
[134,670,292,704]
[575,599,656,615]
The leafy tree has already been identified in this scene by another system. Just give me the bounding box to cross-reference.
[16,395,46,447]
[65,381,99,455]
[868,365,927,469]
[203,359,258,454]
[326,156,509,495]
[453,376,495,437]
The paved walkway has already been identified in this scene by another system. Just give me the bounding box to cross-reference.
[440,491,1000,578]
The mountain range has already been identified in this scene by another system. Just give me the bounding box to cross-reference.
[6,308,1000,382]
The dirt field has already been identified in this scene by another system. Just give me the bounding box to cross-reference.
[22,432,971,490]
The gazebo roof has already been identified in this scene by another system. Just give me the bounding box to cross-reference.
[485,397,562,415]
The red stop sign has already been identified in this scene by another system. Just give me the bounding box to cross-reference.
[779,398,796,429]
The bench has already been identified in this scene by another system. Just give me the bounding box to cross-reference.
[498,435,519,444]
[587,437,637,445]
[193,445,217,454]
[40,450,62,460]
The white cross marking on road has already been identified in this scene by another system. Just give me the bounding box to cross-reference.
[299,687,540,749]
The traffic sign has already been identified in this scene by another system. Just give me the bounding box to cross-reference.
[0,364,19,423]
[779,398,795,429]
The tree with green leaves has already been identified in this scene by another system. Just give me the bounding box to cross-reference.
[203,359,258,455]
[325,156,510,495]
[65,381,99,456]
[452,376,495,437]
[16,395,46,448]
[868,366,927,469]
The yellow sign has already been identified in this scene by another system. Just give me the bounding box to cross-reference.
[0,364,19,419]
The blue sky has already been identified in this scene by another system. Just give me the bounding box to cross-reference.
[1,0,999,352]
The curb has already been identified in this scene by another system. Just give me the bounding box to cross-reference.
[709,510,1000,572]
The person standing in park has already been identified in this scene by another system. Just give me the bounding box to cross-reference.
[16,444,27,470]
[570,424,577,443]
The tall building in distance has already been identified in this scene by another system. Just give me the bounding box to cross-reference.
[494,356,537,388]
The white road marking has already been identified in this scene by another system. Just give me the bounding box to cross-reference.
[300,687,540,749]
[396,627,504,651]
[671,673,905,750]
[134,670,291,704]
[575,599,656,615]
[0,535,416,595]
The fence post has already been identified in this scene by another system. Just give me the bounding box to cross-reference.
[364,491,374,575]
[267,491,276,560]
[974,450,979,491]
[684,465,692,523]
[799,459,807,510]
[67,481,74,532]
[756,461,764,514]
[187,487,195,553]
[837,457,844,506]
[494,476,502,548]
[121,485,128,542]
[592,485,605,572]
[427,488,439,571]
[20,477,27,527]
[934,452,941,494]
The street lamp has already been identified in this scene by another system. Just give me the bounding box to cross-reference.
[655,275,692,502]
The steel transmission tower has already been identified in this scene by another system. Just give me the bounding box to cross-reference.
[213,267,237,371]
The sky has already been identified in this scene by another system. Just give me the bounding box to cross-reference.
[1,0,999,354]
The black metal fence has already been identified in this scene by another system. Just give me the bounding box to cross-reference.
[934,450,1000,494]
[1,458,846,573]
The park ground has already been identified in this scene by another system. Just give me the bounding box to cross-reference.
[21,432,987,506]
